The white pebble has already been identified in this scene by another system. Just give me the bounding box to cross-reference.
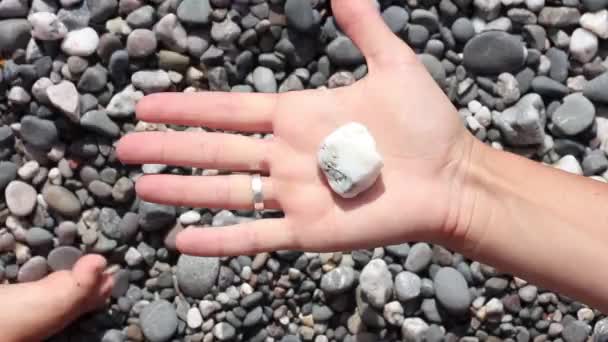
[554,155,583,175]
[474,107,492,127]
[468,100,483,113]
[61,28,100,56]
[18,161,40,180]
[569,28,598,63]
[187,308,204,329]
[28,12,67,41]
[124,247,143,266]
[318,122,384,199]
[179,210,201,225]
[580,10,608,39]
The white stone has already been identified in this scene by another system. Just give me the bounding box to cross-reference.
[554,155,583,175]
[8,86,30,105]
[525,0,544,11]
[485,298,504,316]
[18,161,40,180]
[569,28,598,63]
[179,210,201,226]
[474,107,492,127]
[187,308,203,329]
[124,247,143,266]
[61,27,99,56]
[318,122,383,199]
[47,80,80,122]
[590,175,607,183]
[401,317,429,342]
[580,10,608,39]
[467,100,483,113]
[28,12,67,41]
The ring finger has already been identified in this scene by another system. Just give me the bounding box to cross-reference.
[135,174,279,210]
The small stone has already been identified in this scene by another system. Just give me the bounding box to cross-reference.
[138,201,175,231]
[61,27,99,56]
[81,110,120,138]
[0,19,31,55]
[402,317,429,342]
[452,17,475,43]
[320,266,356,295]
[8,86,30,105]
[5,181,36,217]
[405,242,433,273]
[154,13,187,53]
[17,256,48,283]
[318,122,383,198]
[494,93,546,146]
[582,150,608,176]
[433,267,471,315]
[28,12,67,41]
[106,85,144,118]
[551,94,595,136]
[577,11,607,42]
[0,0,28,18]
[554,155,583,175]
[252,66,277,93]
[395,271,422,302]
[382,6,409,33]
[569,28,598,63]
[47,246,82,271]
[78,65,108,93]
[140,300,178,342]
[131,70,171,94]
[359,259,393,309]
[187,308,203,329]
[538,7,581,27]
[284,0,315,32]
[127,29,157,58]
[176,255,220,298]
[213,322,236,341]
[0,162,18,191]
[47,81,80,122]
[562,320,590,342]
[463,31,526,75]
[42,185,81,217]
[327,36,364,67]
[211,18,241,45]
[177,0,211,25]
[126,5,155,28]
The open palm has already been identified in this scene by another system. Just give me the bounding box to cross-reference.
[117,0,475,256]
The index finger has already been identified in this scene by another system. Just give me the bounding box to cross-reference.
[136,92,279,132]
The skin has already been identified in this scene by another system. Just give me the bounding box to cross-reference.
[3,0,608,341]
[0,255,114,342]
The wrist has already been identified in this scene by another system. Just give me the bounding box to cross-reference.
[436,133,495,255]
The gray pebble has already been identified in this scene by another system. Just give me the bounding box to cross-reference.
[176,255,220,298]
[140,300,178,342]
[405,242,433,273]
[47,246,82,271]
[17,256,48,283]
[433,267,471,315]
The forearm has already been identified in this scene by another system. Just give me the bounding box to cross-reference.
[450,139,608,311]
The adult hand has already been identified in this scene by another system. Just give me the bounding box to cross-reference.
[117,0,476,256]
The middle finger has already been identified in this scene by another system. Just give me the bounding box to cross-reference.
[117,131,272,173]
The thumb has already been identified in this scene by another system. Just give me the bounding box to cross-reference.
[331,0,416,68]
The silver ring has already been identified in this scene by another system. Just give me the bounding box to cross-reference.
[251,174,264,212]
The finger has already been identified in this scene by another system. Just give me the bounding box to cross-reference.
[331,0,416,67]
[176,219,294,256]
[117,131,271,172]
[136,92,278,132]
[136,174,279,210]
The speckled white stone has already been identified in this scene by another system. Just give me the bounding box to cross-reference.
[318,122,383,198]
